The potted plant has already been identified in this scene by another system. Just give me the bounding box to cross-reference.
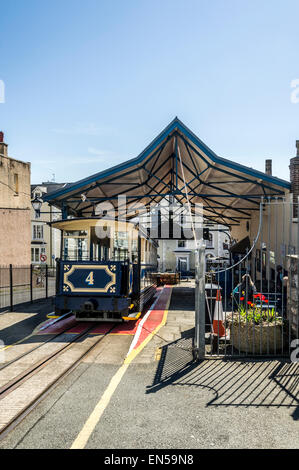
[225,296,284,354]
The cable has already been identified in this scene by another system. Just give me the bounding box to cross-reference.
[0,180,32,198]
[177,144,198,246]
[214,200,264,274]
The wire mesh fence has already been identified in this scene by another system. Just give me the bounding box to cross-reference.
[0,264,56,311]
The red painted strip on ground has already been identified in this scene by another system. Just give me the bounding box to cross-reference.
[37,314,77,335]
[92,321,137,335]
[91,287,165,336]
[85,323,114,335]
[37,286,168,337]
[131,286,172,351]
[66,322,94,334]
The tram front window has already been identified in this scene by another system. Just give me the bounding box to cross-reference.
[113,231,129,261]
[90,227,111,261]
[63,230,88,261]
[62,227,133,262]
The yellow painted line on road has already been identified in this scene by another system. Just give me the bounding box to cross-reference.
[70,361,130,449]
[0,331,35,352]
[155,347,162,361]
[108,332,135,336]
[71,288,172,450]
[124,297,171,365]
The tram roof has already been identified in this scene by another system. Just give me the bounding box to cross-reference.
[43,117,290,226]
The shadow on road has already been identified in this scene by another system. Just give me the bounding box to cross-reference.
[146,331,299,421]
[0,298,55,346]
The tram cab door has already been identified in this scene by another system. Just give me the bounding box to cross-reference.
[90,227,111,262]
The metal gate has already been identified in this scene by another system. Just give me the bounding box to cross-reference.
[195,197,299,359]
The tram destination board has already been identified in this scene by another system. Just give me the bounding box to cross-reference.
[60,261,121,295]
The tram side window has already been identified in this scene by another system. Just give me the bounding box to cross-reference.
[132,237,138,263]
[150,243,157,266]
[113,231,129,261]
[63,230,88,261]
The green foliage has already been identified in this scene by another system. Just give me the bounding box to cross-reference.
[237,304,282,325]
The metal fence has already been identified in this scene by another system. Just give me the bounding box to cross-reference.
[195,198,299,359]
[0,264,56,312]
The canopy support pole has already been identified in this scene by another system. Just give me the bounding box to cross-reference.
[194,242,206,360]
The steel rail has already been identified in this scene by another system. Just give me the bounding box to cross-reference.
[0,322,118,439]
[0,313,74,372]
[0,322,116,398]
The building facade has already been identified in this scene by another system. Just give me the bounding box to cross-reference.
[157,226,230,273]
[0,132,31,266]
[31,182,67,266]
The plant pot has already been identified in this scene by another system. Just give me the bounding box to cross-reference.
[225,314,283,354]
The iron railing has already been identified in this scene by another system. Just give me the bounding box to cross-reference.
[195,198,299,359]
[0,264,56,312]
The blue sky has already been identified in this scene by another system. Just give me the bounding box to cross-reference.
[0,0,299,183]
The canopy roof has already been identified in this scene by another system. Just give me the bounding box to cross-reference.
[230,236,251,254]
[44,117,290,226]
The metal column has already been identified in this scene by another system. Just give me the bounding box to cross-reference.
[194,241,206,360]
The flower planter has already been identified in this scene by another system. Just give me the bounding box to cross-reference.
[225,314,283,354]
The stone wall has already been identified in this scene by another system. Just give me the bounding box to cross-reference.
[0,146,31,266]
[0,209,31,265]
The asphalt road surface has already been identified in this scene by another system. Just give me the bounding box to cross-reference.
[0,286,298,449]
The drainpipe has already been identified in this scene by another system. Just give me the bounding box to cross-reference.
[50,205,53,267]
[0,131,8,157]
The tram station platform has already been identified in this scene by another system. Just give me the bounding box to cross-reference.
[131,282,195,364]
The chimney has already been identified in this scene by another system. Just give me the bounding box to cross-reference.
[0,131,8,157]
[289,140,299,218]
[265,159,272,176]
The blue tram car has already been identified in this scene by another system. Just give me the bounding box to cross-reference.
[51,218,158,321]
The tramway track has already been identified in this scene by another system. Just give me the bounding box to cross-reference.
[0,322,117,398]
[0,314,77,372]
[0,322,119,437]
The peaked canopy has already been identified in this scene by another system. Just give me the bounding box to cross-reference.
[44,118,290,226]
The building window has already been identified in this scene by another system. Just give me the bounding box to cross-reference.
[205,233,213,249]
[33,224,43,240]
[14,174,19,195]
[178,240,186,248]
[31,247,40,263]
[31,246,46,263]
[177,257,188,272]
